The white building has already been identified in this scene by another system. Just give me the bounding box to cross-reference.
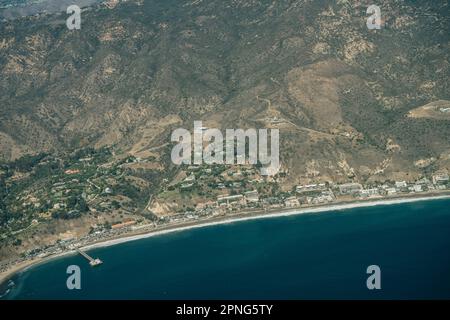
[359,188,380,198]
[244,190,259,203]
[433,173,449,185]
[217,194,245,205]
[386,188,397,195]
[184,174,196,183]
[296,183,326,194]
[395,181,407,188]
[284,196,300,208]
[338,183,363,195]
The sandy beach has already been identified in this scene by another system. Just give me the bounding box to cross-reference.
[0,250,77,289]
[81,193,450,250]
[1,192,450,288]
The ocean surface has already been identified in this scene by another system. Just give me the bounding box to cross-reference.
[2,198,450,300]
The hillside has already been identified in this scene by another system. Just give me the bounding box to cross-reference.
[0,0,449,260]
[1,0,449,178]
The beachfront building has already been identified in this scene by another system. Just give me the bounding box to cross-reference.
[416,177,432,186]
[296,183,327,194]
[196,200,218,210]
[359,188,380,198]
[306,192,335,204]
[395,181,408,190]
[433,173,449,185]
[244,190,260,203]
[338,183,363,195]
[217,194,246,206]
[385,188,397,195]
[284,196,300,208]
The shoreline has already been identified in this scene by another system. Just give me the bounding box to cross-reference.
[81,193,450,250]
[1,192,450,288]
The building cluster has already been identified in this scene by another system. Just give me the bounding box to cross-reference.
[165,170,450,222]
[1,150,449,276]
[0,218,158,274]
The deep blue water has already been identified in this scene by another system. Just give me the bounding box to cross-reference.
[3,199,450,300]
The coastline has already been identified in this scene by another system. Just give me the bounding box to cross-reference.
[1,192,450,288]
[0,250,77,291]
[81,193,450,250]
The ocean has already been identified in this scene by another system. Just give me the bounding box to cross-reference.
[2,198,450,299]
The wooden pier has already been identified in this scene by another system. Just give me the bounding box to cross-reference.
[77,249,103,267]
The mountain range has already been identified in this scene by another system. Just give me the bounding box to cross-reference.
[1,0,449,186]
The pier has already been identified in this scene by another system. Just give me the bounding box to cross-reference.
[77,249,103,267]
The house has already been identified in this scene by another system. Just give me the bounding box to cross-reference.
[217,194,245,205]
[244,190,259,203]
[196,200,217,210]
[284,196,300,208]
[184,174,196,183]
[320,190,335,201]
[65,169,80,175]
[386,188,397,195]
[309,196,328,204]
[53,182,66,187]
[395,181,407,189]
[296,183,326,194]
[416,178,432,186]
[433,173,449,185]
[338,183,363,195]
[359,188,380,198]
[180,183,194,190]
[53,203,66,210]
